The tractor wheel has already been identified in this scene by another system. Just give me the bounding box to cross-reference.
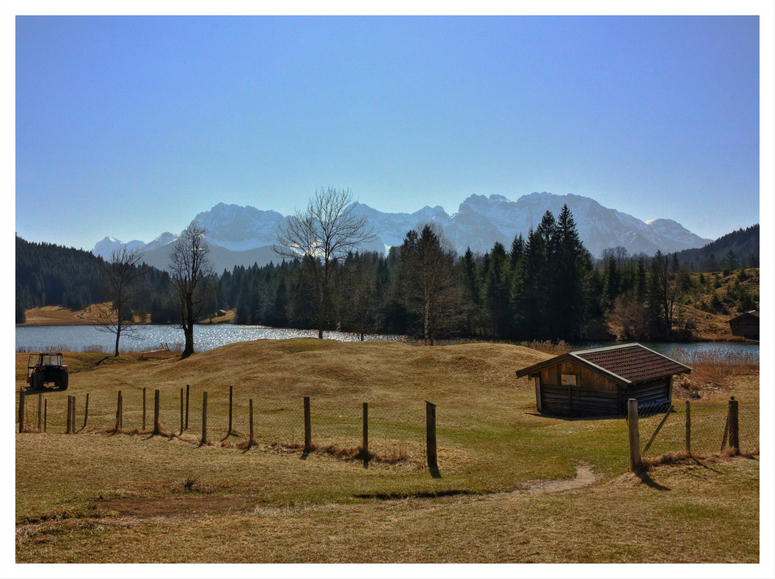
[33,371,44,390]
[57,372,69,391]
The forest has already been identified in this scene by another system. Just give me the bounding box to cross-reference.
[15,209,760,343]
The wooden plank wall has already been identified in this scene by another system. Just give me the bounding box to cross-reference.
[537,361,672,416]
[538,361,622,416]
[625,379,671,407]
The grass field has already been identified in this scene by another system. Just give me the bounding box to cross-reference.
[13,339,761,565]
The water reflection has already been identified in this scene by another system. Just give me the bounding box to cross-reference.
[15,324,407,353]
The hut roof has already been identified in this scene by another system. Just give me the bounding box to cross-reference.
[516,343,692,385]
[728,310,759,323]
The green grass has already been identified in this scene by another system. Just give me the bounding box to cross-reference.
[14,339,760,564]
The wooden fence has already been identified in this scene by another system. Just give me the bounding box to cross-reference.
[627,396,758,471]
[16,387,439,469]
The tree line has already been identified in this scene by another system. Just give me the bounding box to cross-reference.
[16,236,180,327]
[16,191,760,354]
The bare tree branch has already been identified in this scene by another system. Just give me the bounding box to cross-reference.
[169,222,216,358]
[274,187,376,338]
[94,246,149,356]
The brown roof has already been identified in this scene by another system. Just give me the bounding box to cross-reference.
[729,310,759,322]
[517,343,691,385]
[574,344,691,383]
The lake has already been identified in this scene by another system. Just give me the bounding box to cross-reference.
[15,324,408,353]
[14,324,759,361]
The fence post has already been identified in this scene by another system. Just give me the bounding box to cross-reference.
[180,388,184,435]
[83,393,90,430]
[304,396,312,451]
[228,385,233,436]
[18,389,25,433]
[685,400,691,455]
[426,401,437,470]
[115,391,121,432]
[37,394,42,431]
[728,397,739,454]
[143,388,147,431]
[249,398,255,447]
[154,389,160,435]
[118,391,123,431]
[66,395,72,434]
[185,384,190,430]
[628,398,641,472]
[363,402,369,468]
[201,391,208,445]
[44,399,47,433]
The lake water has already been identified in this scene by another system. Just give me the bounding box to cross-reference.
[14,324,759,361]
[15,324,408,353]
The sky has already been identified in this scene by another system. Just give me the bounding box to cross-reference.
[7,9,769,251]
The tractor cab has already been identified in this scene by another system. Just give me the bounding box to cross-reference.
[27,351,69,390]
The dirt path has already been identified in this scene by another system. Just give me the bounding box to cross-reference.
[511,463,600,495]
[90,463,602,521]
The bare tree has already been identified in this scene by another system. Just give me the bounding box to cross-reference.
[95,247,149,356]
[399,224,461,345]
[274,187,375,339]
[340,252,381,341]
[647,250,679,338]
[169,222,215,358]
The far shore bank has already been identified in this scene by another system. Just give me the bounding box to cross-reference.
[17,305,235,327]
[17,305,753,344]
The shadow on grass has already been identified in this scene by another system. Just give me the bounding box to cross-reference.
[531,412,626,423]
[633,472,671,491]
[354,488,473,500]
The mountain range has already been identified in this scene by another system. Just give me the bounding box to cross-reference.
[93,192,713,273]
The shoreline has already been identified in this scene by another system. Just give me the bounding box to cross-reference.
[17,306,754,343]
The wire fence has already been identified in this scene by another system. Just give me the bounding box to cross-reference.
[637,398,759,458]
[17,388,759,472]
[16,387,432,466]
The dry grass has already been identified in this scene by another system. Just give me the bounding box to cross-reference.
[14,338,761,564]
[19,304,238,327]
[14,432,759,563]
[17,304,107,326]
[516,340,572,355]
[671,348,759,396]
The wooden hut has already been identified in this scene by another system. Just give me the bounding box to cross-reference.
[728,311,759,340]
[516,343,691,417]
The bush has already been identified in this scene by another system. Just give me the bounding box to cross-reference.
[708,292,724,313]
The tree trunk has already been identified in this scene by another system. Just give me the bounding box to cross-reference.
[182,327,194,358]
[114,330,121,357]
[182,323,194,358]
[424,300,430,344]
[182,294,195,358]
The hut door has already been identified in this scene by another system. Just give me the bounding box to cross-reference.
[562,374,577,415]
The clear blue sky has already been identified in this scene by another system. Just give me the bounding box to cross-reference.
[10,13,766,250]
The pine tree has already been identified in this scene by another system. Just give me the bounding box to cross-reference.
[548,205,593,340]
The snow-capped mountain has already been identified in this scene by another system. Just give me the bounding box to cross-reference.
[93,237,148,260]
[355,192,712,257]
[191,203,287,252]
[92,192,713,271]
[449,192,712,256]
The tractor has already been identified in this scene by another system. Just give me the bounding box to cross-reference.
[26,351,69,391]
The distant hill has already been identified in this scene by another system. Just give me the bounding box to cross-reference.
[16,236,106,312]
[673,225,759,271]
[15,235,175,323]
